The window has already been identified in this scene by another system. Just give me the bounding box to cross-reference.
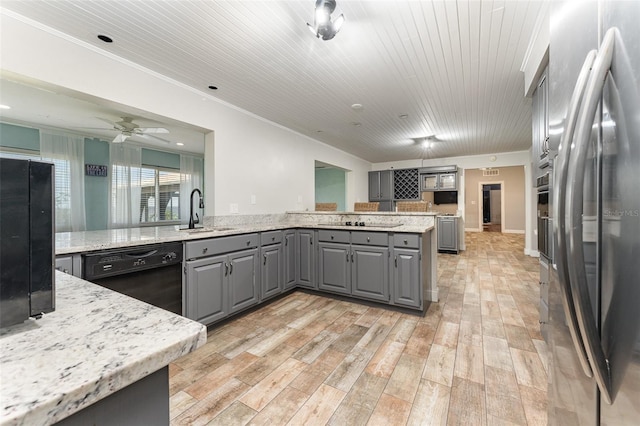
[1,144,82,233]
[139,167,181,223]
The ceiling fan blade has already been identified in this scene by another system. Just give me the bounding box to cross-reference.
[140,133,171,144]
[137,127,169,134]
[113,134,129,143]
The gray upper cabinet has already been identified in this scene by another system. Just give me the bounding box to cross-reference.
[437,216,459,253]
[296,229,316,289]
[532,66,549,177]
[283,230,296,290]
[368,170,393,201]
[420,171,457,191]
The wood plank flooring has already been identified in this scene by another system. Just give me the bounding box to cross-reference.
[170,232,547,425]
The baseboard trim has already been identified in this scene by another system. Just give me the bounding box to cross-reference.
[502,229,525,234]
[525,249,540,257]
[465,228,483,232]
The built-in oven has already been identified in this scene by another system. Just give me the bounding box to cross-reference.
[83,242,183,315]
[536,172,552,260]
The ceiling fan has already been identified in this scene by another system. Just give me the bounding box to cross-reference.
[83,117,170,143]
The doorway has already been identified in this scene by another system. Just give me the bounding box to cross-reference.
[479,182,504,232]
[315,161,346,211]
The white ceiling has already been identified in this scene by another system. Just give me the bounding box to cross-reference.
[0,0,547,163]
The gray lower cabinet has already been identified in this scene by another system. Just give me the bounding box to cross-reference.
[184,234,260,325]
[260,243,283,301]
[296,230,316,289]
[437,216,459,253]
[284,230,296,289]
[392,248,421,308]
[317,230,390,303]
[352,245,389,302]
[228,249,259,314]
[55,255,82,277]
[318,242,351,295]
[185,254,227,324]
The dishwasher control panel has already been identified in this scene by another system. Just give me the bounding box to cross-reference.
[83,242,183,280]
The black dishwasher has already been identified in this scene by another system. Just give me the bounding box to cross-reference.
[83,242,183,315]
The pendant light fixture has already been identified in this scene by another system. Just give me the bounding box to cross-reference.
[306,0,345,41]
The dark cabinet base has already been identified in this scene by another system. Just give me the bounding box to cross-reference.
[55,367,169,426]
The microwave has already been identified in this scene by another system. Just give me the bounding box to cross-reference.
[0,158,55,328]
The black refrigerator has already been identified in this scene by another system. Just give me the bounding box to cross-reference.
[548,0,640,424]
[0,158,55,328]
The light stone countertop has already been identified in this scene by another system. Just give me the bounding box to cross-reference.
[0,271,207,426]
[55,217,435,256]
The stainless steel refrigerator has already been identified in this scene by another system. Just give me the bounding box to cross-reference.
[548,0,640,424]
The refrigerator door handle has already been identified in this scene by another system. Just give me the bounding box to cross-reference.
[555,49,598,379]
[565,27,617,405]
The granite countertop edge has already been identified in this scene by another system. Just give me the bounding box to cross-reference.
[0,271,207,426]
[56,222,435,255]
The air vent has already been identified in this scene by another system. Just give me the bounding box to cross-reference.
[483,169,499,176]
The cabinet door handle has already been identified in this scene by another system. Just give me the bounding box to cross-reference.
[263,254,267,265]
[351,252,354,263]
[394,256,398,267]
[310,239,313,245]
[367,237,370,242]
[224,262,229,276]
[202,247,208,254]
[285,239,288,246]
[346,252,349,262]
[229,262,233,275]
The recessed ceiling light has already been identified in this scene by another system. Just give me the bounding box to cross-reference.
[316,130,323,133]
[351,122,362,127]
[0,104,11,110]
[176,142,184,146]
[351,103,363,111]
[208,85,218,90]
[97,34,113,43]
[399,114,408,119]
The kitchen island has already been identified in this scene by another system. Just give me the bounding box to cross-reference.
[0,271,206,426]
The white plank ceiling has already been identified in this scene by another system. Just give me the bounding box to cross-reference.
[0,0,547,162]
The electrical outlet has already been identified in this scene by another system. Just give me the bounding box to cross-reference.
[250,195,256,205]
[230,203,239,214]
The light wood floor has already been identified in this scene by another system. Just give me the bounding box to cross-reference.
[169,232,547,425]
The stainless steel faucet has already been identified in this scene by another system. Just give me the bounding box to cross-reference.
[189,188,204,229]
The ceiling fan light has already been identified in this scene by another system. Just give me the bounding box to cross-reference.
[315,8,330,25]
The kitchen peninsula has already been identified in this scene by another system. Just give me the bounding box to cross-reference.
[55,211,438,319]
[0,272,206,426]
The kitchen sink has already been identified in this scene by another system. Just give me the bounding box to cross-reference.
[179,227,235,233]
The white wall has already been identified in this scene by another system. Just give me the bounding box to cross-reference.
[0,11,371,216]
[373,150,536,255]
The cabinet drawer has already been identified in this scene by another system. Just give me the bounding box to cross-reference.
[393,234,420,249]
[318,229,350,244]
[351,231,388,246]
[261,230,283,245]
[185,233,259,259]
